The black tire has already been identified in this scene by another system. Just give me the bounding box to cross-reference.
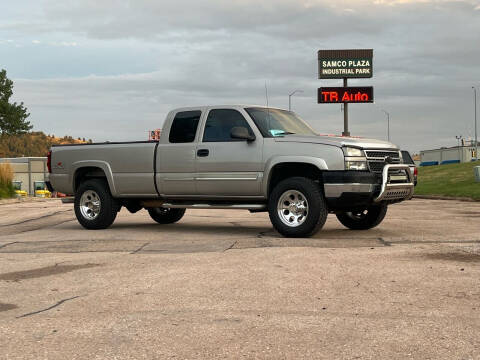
[336,203,388,230]
[268,177,327,238]
[148,208,186,224]
[74,179,119,230]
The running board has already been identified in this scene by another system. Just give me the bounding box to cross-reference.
[141,200,266,210]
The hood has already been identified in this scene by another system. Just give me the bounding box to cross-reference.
[274,134,398,150]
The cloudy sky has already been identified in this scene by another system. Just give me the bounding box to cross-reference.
[1,0,479,152]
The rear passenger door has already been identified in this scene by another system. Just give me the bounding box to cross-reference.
[195,108,263,197]
[157,110,201,196]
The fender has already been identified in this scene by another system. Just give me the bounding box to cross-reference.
[262,156,329,197]
[71,160,118,197]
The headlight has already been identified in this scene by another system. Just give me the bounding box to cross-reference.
[343,147,365,157]
[345,161,368,171]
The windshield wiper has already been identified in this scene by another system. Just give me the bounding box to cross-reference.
[278,131,296,135]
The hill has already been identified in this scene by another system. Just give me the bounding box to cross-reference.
[415,161,480,200]
[0,132,92,158]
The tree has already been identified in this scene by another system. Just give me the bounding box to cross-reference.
[0,69,32,135]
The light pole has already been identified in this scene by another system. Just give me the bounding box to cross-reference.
[456,135,463,163]
[473,87,478,161]
[288,90,303,111]
[382,109,390,142]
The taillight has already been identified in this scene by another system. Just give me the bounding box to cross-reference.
[47,151,52,173]
[414,167,418,176]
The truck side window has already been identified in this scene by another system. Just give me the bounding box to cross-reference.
[203,109,254,142]
[169,111,201,143]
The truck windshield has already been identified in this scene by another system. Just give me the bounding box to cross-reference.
[245,107,317,138]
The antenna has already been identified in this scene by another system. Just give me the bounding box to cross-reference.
[265,81,271,134]
[264,81,269,108]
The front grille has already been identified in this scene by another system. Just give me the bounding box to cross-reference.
[365,150,401,174]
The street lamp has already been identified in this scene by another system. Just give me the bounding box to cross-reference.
[381,109,390,142]
[456,135,463,163]
[473,87,478,161]
[288,90,303,111]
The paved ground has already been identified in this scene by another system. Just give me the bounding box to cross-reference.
[0,198,479,359]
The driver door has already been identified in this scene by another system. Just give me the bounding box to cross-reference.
[195,108,263,197]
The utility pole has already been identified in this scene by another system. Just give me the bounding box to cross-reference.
[342,78,349,137]
[288,89,303,111]
[473,87,478,161]
[456,135,463,163]
[382,109,390,142]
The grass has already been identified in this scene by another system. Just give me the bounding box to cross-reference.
[415,160,480,200]
[0,162,15,199]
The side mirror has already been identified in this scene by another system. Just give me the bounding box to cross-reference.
[231,126,256,142]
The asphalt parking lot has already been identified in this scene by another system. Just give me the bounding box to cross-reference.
[0,198,479,359]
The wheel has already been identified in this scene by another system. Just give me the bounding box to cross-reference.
[268,177,327,238]
[74,179,119,230]
[148,207,186,224]
[336,203,388,230]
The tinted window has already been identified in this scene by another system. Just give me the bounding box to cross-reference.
[203,109,254,142]
[401,150,415,164]
[169,111,201,143]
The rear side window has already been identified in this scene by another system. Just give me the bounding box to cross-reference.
[169,111,201,143]
[203,109,254,142]
[401,151,414,165]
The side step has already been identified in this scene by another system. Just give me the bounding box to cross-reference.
[141,200,266,211]
[61,197,75,204]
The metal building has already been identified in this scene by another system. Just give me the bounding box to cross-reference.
[0,157,48,195]
[420,145,477,166]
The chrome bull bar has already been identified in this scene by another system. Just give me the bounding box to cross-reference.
[374,164,414,203]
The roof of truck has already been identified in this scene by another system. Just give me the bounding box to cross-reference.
[169,105,288,112]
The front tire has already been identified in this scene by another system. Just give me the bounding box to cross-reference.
[336,203,388,230]
[74,179,119,230]
[148,208,186,224]
[268,177,327,238]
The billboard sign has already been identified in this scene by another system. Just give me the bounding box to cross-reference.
[317,87,374,104]
[318,49,373,79]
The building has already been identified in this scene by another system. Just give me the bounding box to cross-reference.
[420,145,477,166]
[0,157,48,195]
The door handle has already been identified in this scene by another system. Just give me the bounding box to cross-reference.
[197,149,209,157]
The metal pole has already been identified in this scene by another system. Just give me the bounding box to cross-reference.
[382,109,390,142]
[288,89,303,112]
[456,135,462,163]
[474,87,478,161]
[387,113,390,142]
[342,78,350,137]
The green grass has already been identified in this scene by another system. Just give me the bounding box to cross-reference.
[415,160,480,200]
[0,182,15,199]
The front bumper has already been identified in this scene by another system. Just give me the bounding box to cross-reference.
[323,165,414,211]
[373,164,414,202]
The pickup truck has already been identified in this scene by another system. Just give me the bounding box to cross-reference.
[48,105,414,237]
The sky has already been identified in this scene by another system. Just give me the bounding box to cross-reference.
[1,0,479,153]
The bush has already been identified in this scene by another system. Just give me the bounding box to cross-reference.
[0,162,15,199]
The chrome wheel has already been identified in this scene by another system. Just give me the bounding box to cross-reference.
[277,190,309,227]
[79,190,101,220]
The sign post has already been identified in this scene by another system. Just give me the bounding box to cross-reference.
[317,49,373,136]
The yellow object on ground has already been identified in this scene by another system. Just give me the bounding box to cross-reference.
[15,189,28,197]
[35,189,51,198]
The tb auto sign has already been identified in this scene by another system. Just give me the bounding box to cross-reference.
[318,49,373,79]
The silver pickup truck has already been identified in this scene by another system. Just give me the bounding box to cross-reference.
[48,105,414,237]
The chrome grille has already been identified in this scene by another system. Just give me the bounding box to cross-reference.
[365,150,401,174]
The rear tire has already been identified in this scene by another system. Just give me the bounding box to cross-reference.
[336,203,388,230]
[74,179,119,230]
[148,208,186,224]
[268,177,327,238]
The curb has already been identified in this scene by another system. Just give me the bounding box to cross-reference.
[413,195,479,202]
